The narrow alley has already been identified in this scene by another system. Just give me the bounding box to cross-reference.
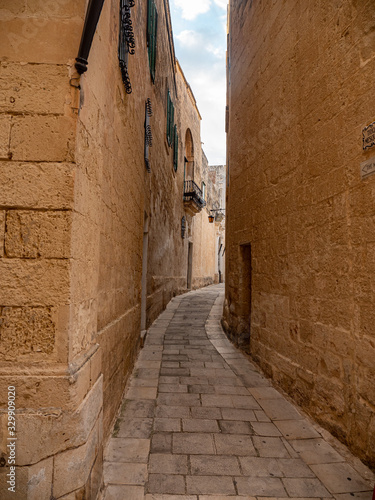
[101,285,374,499]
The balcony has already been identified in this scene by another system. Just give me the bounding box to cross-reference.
[183,180,206,216]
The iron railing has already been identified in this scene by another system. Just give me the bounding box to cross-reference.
[183,180,206,208]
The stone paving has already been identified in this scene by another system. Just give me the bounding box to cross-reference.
[101,284,375,500]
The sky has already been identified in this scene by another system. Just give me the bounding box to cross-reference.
[169,0,228,166]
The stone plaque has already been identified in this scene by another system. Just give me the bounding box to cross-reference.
[361,156,375,180]
[363,121,375,150]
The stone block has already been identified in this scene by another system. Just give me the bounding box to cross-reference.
[201,394,233,407]
[10,115,76,162]
[274,419,321,440]
[0,259,69,306]
[0,465,27,500]
[219,420,253,434]
[103,462,147,485]
[258,399,302,421]
[282,477,330,498]
[147,474,186,495]
[27,457,54,500]
[122,400,155,419]
[182,419,220,433]
[151,433,172,453]
[0,211,5,257]
[116,418,153,439]
[25,0,85,18]
[159,384,188,393]
[53,417,99,498]
[131,378,159,387]
[90,346,102,387]
[0,0,26,14]
[157,393,200,407]
[149,454,188,475]
[0,371,70,408]
[214,434,256,456]
[127,387,157,400]
[252,436,291,458]
[190,455,241,475]
[105,438,150,464]
[16,376,103,465]
[235,476,287,497]
[251,422,282,436]
[239,456,315,478]
[289,438,345,465]
[0,18,83,64]
[186,475,236,495]
[153,418,181,432]
[90,447,103,500]
[310,462,373,494]
[190,407,222,420]
[0,306,55,357]
[221,408,256,421]
[0,115,11,159]
[0,162,75,209]
[0,62,70,115]
[5,210,71,258]
[173,433,215,455]
[104,484,144,500]
[145,496,197,500]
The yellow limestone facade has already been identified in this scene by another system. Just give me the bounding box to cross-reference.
[224,0,375,469]
[0,0,222,497]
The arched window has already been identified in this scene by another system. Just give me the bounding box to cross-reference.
[184,128,194,180]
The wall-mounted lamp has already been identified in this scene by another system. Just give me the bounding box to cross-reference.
[208,209,225,223]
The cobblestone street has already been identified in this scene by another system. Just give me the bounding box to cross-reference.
[101,284,374,500]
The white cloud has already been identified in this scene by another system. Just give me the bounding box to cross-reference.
[206,43,225,59]
[175,30,202,49]
[170,0,228,164]
[213,0,228,10]
[174,0,211,20]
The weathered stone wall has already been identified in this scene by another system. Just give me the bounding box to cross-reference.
[175,63,218,291]
[0,0,223,497]
[225,0,375,469]
[0,1,92,498]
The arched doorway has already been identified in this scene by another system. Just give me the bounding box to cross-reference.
[184,128,194,181]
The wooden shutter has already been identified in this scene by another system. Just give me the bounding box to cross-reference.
[147,0,157,82]
[173,125,178,171]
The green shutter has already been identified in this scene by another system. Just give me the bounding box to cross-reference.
[173,125,178,172]
[147,0,157,82]
[166,91,171,142]
[170,102,174,146]
[147,0,152,39]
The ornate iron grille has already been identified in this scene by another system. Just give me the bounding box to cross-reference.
[183,180,206,208]
[118,0,135,94]
[145,98,153,172]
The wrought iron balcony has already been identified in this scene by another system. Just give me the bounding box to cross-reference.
[183,180,206,216]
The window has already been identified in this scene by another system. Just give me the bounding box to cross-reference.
[147,0,158,82]
[173,124,178,172]
[118,0,136,94]
[166,90,174,146]
[201,181,206,201]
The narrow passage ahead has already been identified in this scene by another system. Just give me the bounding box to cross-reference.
[102,284,374,499]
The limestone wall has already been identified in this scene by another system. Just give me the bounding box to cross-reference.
[0,0,223,497]
[175,63,220,291]
[0,1,92,498]
[224,0,375,469]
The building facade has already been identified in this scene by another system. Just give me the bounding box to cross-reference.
[224,0,375,468]
[0,0,222,497]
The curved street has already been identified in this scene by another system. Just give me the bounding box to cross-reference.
[101,284,374,499]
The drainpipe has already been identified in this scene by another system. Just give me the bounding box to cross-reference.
[75,0,106,74]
